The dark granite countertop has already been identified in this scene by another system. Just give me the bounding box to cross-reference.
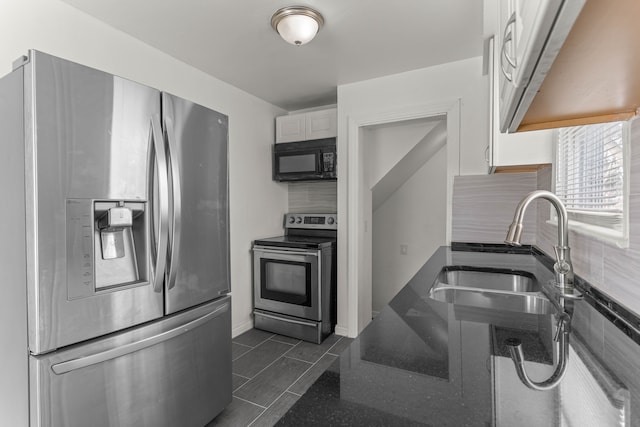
[277,246,640,426]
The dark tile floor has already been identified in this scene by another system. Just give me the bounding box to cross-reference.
[207,328,352,427]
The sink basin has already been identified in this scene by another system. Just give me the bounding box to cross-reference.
[428,266,557,315]
[428,287,557,315]
[437,266,539,292]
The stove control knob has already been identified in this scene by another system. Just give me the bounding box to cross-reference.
[287,216,295,224]
[296,217,302,224]
[327,217,335,225]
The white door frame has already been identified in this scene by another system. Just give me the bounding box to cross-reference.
[338,99,461,337]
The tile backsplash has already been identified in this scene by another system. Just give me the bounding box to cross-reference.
[452,172,538,244]
[288,181,337,213]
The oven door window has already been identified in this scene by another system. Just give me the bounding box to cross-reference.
[260,259,312,306]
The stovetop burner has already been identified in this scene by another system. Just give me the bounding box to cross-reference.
[253,235,335,250]
[254,213,337,250]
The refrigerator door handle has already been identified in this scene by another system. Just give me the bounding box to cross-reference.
[51,301,230,374]
[150,114,170,293]
[164,115,182,291]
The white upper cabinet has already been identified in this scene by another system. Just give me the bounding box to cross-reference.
[305,109,337,141]
[493,0,585,133]
[484,0,554,172]
[275,114,306,143]
[276,108,337,143]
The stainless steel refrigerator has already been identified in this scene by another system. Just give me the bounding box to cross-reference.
[0,50,231,426]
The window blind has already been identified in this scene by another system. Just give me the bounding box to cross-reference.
[555,121,625,231]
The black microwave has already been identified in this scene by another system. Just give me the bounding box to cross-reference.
[273,138,337,182]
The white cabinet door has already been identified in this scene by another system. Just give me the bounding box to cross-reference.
[305,108,337,140]
[276,114,306,143]
[511,0,563,88]
[497,0,563,132]
[496,0,585,133]
[485,6,553,171]
[275,108,337,143]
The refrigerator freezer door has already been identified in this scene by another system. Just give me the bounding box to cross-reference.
[162,93,230,314]
[27,51,164,354]
[30,297,232,427]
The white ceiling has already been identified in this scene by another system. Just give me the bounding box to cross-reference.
[60,0,483,111]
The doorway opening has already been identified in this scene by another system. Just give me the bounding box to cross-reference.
[338,100,460,337]
[362,117,448,317]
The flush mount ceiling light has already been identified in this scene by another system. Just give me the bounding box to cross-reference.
[271,6,324,46]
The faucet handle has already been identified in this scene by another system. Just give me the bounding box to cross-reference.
[553,312,571,342]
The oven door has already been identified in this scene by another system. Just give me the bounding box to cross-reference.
[253,246,321,321]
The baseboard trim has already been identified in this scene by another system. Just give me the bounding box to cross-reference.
[334,325,349,337]
[232,318,254,339]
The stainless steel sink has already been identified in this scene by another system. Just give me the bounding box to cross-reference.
[428,287,556,315]
[428,266,557,315]
[437,266,539,292]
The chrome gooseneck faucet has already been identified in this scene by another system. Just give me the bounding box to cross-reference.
[503,190,581,391]
[505,190,576,297]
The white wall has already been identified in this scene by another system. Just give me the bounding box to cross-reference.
[0,0,288,337]
[365,119,440,188]
[337,56,488,336]
[372,146,447,312]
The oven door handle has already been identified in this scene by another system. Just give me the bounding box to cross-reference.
[253,247,319,257]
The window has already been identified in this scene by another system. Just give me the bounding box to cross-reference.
[554,121,629,245]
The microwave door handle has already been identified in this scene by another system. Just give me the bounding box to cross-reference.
[149,115,170,293]
[164,115,181,290]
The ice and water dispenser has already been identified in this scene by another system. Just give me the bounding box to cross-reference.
[66,199,148,299]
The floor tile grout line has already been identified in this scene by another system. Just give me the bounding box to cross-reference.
[285,352,336,394]
[233,395,268,410]
[246,389,299,427]
[231,395,268,427]
[233,347,309,394]
[235,345,322,411]
[268,338,297,347]
[283,338,342,393]
[282,354,318,364]
[326,336,349,356]
[232,335,295,377]
[232,348,253,362]
[232,341,254,350]
[284,359,315,394]
[227,334,349,426]
[297,336,342,364]
[232,332,276,350]
[245,410,264,427]
[237,335,345,383]
[270,338,301,346]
